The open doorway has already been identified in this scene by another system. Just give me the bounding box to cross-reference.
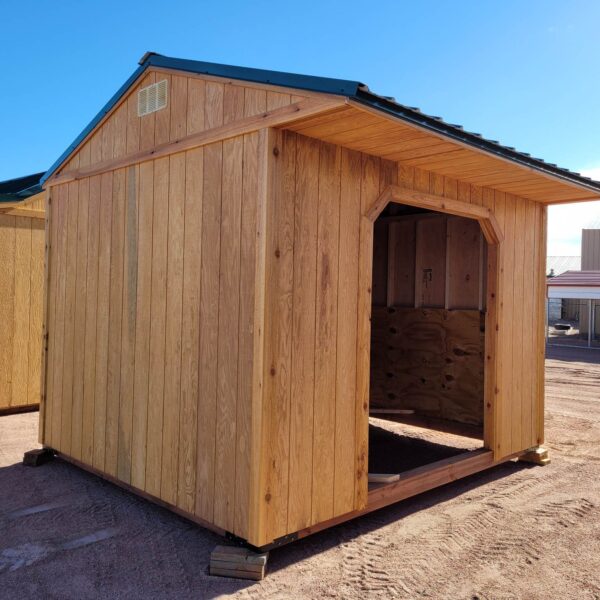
[367,200,488,487]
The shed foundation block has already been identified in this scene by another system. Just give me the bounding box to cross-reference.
[23,448,55,467]
[209,545,268,580]
[518,446,550,466]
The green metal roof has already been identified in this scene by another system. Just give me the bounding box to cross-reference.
[0,172,45,202]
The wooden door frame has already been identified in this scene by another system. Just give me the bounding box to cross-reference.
[357,183,504,506]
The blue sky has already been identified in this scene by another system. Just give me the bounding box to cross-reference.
[2,0,599,253]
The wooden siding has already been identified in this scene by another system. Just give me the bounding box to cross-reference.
[257,132,545,545]
[0,213,45,412]
[256,132,398,545]
[58,70,307,177]
[42,131,263,541]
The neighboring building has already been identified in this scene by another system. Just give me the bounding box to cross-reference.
[0,172,46,413]
[547,255,580,277]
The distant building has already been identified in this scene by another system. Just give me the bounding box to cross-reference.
[547,255,580,277]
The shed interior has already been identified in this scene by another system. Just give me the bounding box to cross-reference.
[368,202,487,479]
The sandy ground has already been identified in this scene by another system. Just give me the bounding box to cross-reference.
[1,347,599,599]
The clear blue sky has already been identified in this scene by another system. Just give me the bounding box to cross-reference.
[2,0,600,253]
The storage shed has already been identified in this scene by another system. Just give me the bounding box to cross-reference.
[39,53,600,550]
[0,173,45,415]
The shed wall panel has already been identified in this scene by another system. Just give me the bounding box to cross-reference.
[0,214,43,412]
[43,131,263,543]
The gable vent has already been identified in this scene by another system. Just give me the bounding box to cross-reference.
[138,79,168,117]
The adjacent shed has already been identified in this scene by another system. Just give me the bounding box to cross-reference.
[39,53,600,550]
[0,172,46,414]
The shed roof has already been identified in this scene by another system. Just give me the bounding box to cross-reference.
[0,172,45,202]
[41,53,600,203]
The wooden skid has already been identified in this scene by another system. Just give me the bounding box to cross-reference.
[209,545,268,580]
[0,404,40,417]
[23,447,55,467]
[518,447,550,466]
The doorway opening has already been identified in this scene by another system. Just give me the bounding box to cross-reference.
[367,200,489,489]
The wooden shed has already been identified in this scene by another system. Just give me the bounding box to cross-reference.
[0,173,45,415]
[39,53,600,550]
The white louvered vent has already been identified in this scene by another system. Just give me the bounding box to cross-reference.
[137,79,168,117]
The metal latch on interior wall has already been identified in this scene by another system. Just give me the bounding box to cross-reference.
[422,268,433,288]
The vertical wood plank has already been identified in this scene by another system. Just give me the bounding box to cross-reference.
[262,129,295,541]
[415,217,447,308]
[0,215,16,408]
[214,124,243,530]
[235,92,267,540]
[446,217,481,309]
[235,128,261,538]
[195,83,224,521]
[93,172,113,471]
[71,180,89,459]
[105,169,125,477]
[177,147,203,513]
[312,141,341,524]
[355,154,379,510]
[51,190,67,448]
[334,147,361,516]
[247,128,271,546]
[187,78,206,135]
[29,219,45,407]
[145,157,169,496]
[509,194,524,454]
[154,75,171,146]
[131,162,154,489]
[117,165,139,483]
[12,217,32,409]
[535,205,548,446]
[82,176,101,465]
[169,75,188,141]
[521,198,536,450]
[59,185,78,451]
[39,190,53,443]
[288,134,319,532]
[161,154,185,504]
[387,220,416,307]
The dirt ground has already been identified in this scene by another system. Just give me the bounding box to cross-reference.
[1,347,599,599]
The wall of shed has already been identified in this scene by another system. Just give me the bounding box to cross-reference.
[43,136,261,539]
[258,130,546,544]
[0,213,44,412]
[42,71,312,546]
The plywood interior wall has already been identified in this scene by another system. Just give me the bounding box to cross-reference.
[370,307,485,426]
[0,214,45,411]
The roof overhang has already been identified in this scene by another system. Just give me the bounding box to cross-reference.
[547,285,600,300]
